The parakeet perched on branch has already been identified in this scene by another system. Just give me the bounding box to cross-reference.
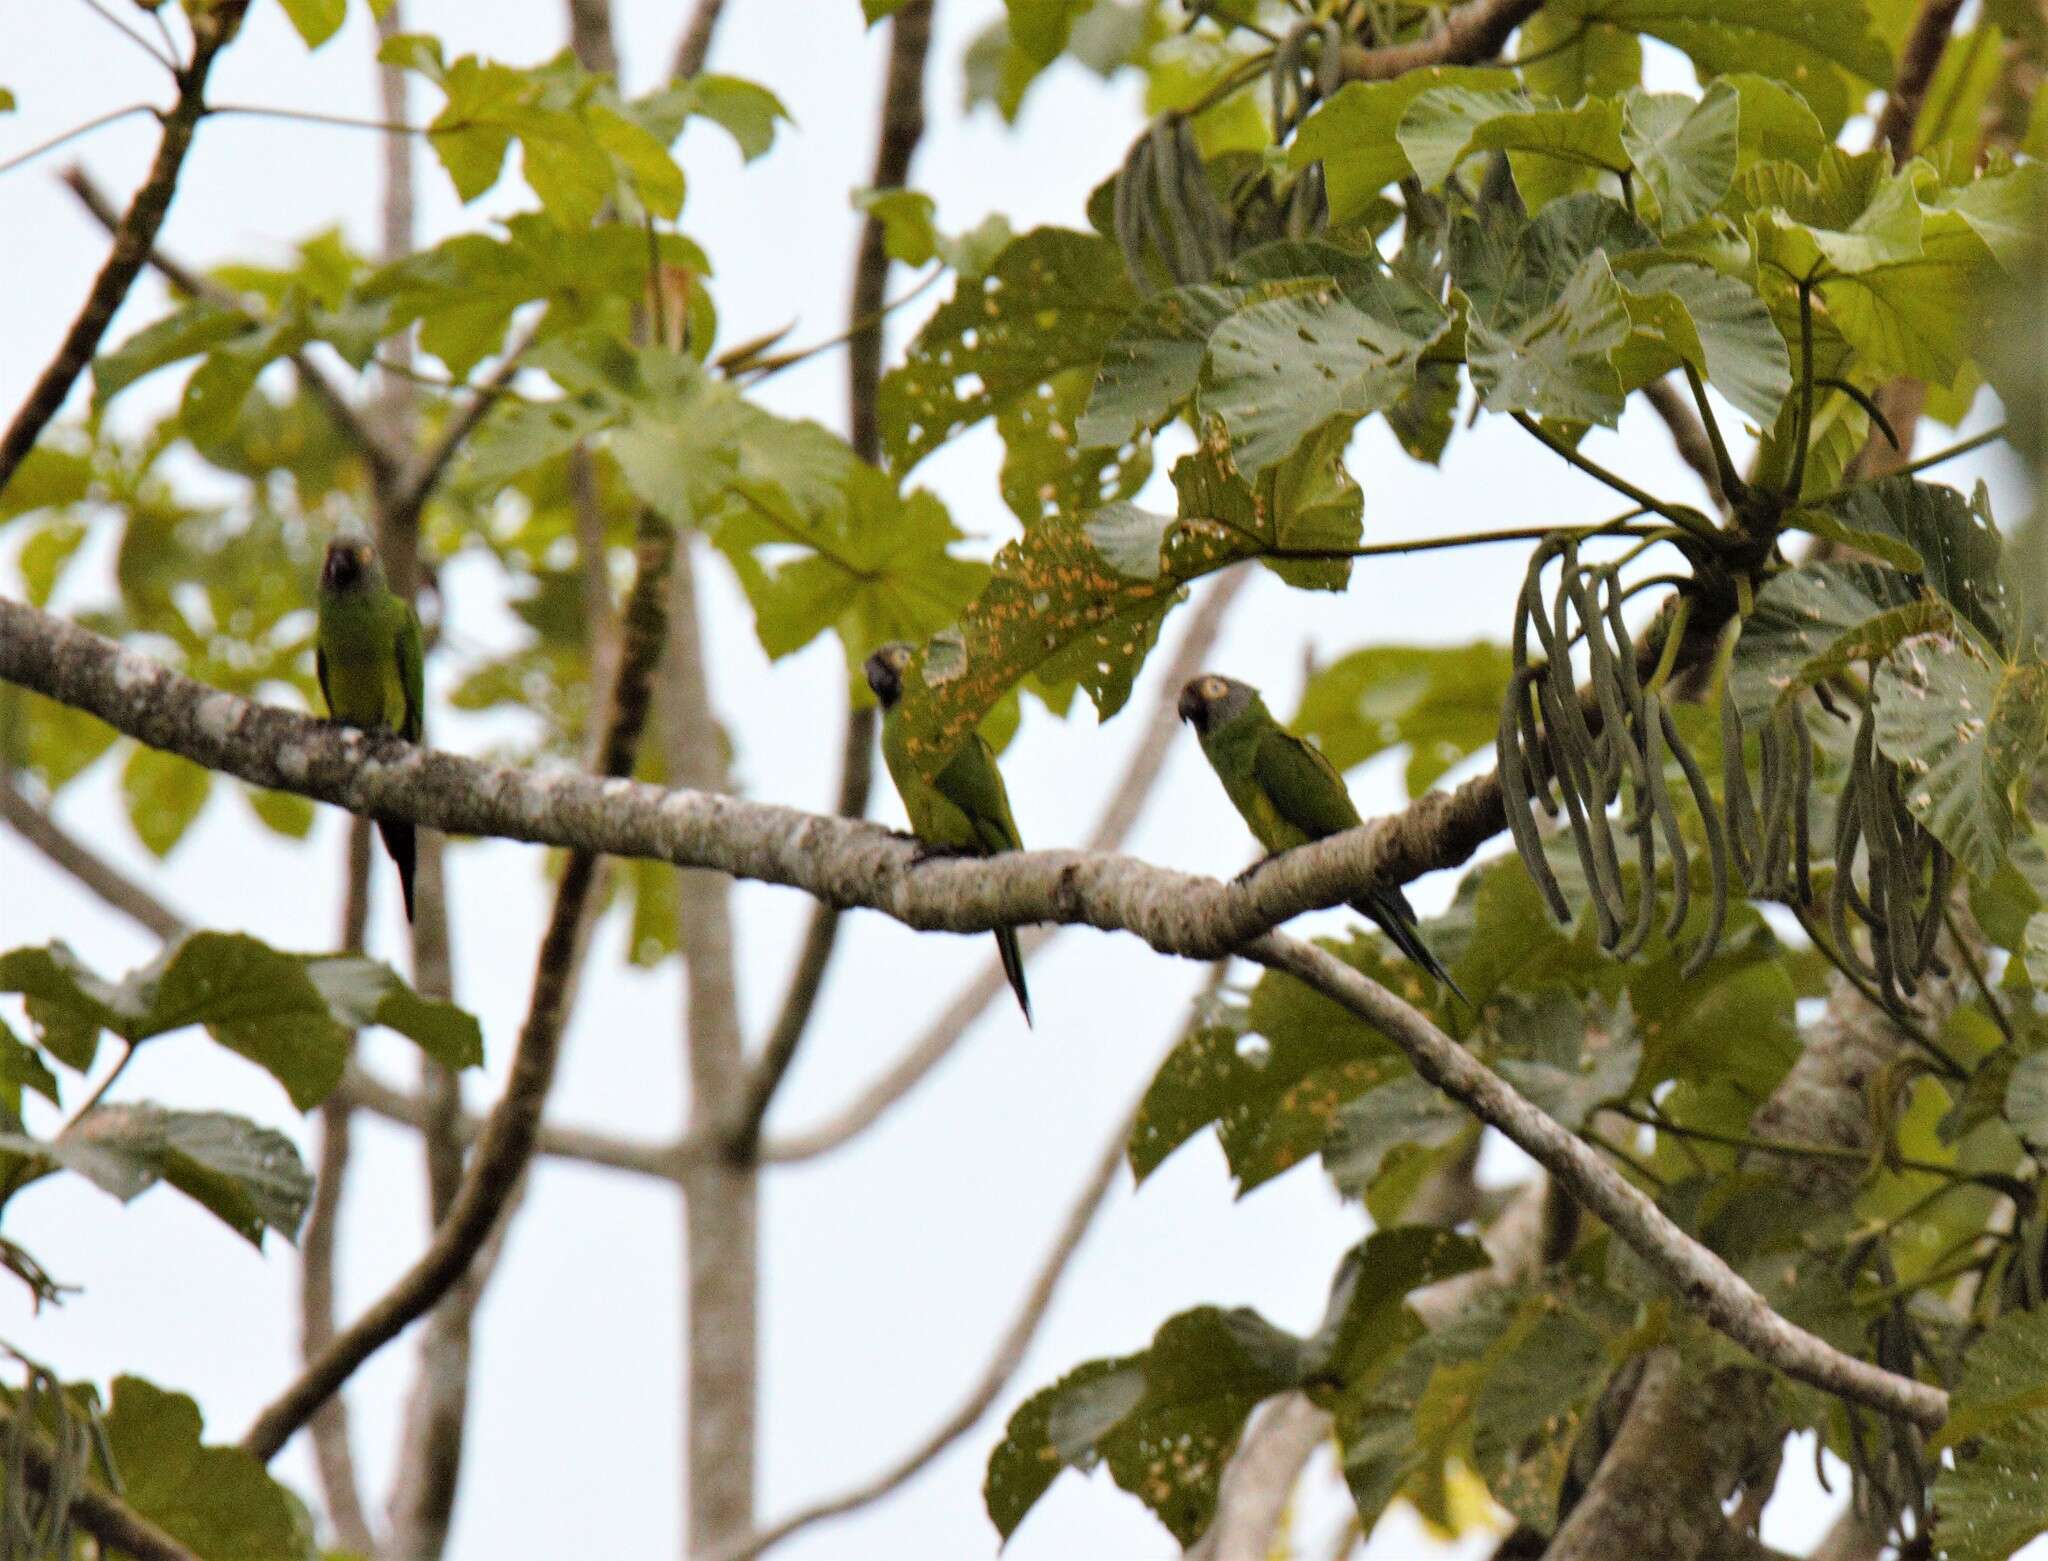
[865,643,1032,1024]
[1179,673,1463,1000]
[315,534,424,923]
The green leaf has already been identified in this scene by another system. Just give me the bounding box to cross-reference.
[0,445,91,525]
[242,784,315,840]
[100,1377,316,1560]
[1547,0,1893,101]
[889,509,1244,777]
[117,745,210,859]
[644,73,789,161]
[1620,82,1738,233]
[1934,1302,2048,1450]
[1612,259,1792,429]
[879,228,1138,474]
[1929,161,2048,273]
[276,0,347,48]
[0,1019,59,1112]
[1874,631,2048,880]
[1287,67,1517,226]
[1167,430,1362,593]
[1291,642,1513,795]
[1130,933,1408,1192]
[1724,73,1830,170]
[1200,265,1451,475]
[1468,1308,1608,1525]
[852,188,939,266]
[5,1105,311,1246]
[1078,282,1262,450]
[93,300,252,410]
[1398,88,1627,204]
[995,365,1152,527]
[1934,1407,2048,1561]
[299,957,485,1074]
[986,1305,1310,1545]
[1323,1076,1468,1199]
[1493,992,1643,1128]
[1515,11,1642,101]
[1729,561,1926,723]
[1468,248,1631,425]
[1312,1227,1490,1381]
[1797,478,2012,649]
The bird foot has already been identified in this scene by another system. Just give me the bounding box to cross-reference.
[908,840,970,867]
[1232,855,1279,888]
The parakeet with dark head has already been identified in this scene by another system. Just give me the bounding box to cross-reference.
[315,534,425,922]
[1178,673,1463,1000]
[865,642,1032,1025]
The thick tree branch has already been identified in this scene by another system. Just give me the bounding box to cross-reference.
[1337,0,1541,81]
[1874,0,1970,164]
[0,11,241,495]
[0,596,1950,1425]
[1185,1394,1331,1561]
[3,1409,202,1561]
[237,512,678,1463]
[701,1093,1128,1561]
[57,166,398,489]
[0,769,189,940]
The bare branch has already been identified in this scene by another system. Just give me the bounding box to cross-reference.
[58,166,401,493]
[238,510,678,1463]
[1185,1394,1331,1561]
[1337,0,1541,81]
[1874,0,1970,164]
[672,0,729,80]
[2,1408,202,1561]
[1643,378,1726,509]
[298,822,377,1557]
[700,1093,1129,1561]
[666,537,759,1548]
[0,10,242,495]
[0,769,189,940]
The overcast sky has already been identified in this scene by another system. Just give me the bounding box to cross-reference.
[0,3,2028,1558]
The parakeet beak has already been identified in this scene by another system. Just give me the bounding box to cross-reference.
[1177,682,1207,728]
[863,650,902,708]
[322,540,371,591]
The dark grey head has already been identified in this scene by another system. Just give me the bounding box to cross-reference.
[864,642,916,709]
[1177,673,1258,735]
[321,535,382,595]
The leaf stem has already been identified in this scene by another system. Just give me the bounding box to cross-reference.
[1944,906,2013,1045]
[1619,1104,1964,1180]
[1784,278,1816,500]
[0,104,159,180]
[1790,904,1968,1079]
[69,1041,137,1127]
[74,0,177,71]
[1509,413,1718,540]
[1681,364,1746,505]
[1812,424,2010,504]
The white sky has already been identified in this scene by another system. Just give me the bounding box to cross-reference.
[0,2,2029,1558]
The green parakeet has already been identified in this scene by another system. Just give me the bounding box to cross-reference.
[865,643,1032,1025]
[1179,674,1463,1000]
[315,535,424,923]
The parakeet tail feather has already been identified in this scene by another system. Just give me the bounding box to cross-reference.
[1355,889,1467,1006]
[995,925,1032,1027]
[377,817,418,924]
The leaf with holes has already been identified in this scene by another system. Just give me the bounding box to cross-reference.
[878,228,1138,475]
[1199,266,1451,476]
[1792,478,2011,651]
[1874,632,2048,881]
[1,1106,311,1247]
[1729,561,1928,723]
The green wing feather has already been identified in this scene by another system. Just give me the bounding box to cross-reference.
[395,606,425,742]
[1253,727,1362,840]
[933,735,1024,855]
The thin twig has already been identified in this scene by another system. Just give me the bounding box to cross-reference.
[0,769,189,940]
[698,1094,1131,1561]
[75,0,177,70]
[0,11,239,493]
[0,104,157,180]
[239,510,678,1463]
[57,165,400,490]
[673,0,729,79]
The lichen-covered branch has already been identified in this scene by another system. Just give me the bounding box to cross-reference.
[0,8,243,495]
[0,594,1952,1427]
